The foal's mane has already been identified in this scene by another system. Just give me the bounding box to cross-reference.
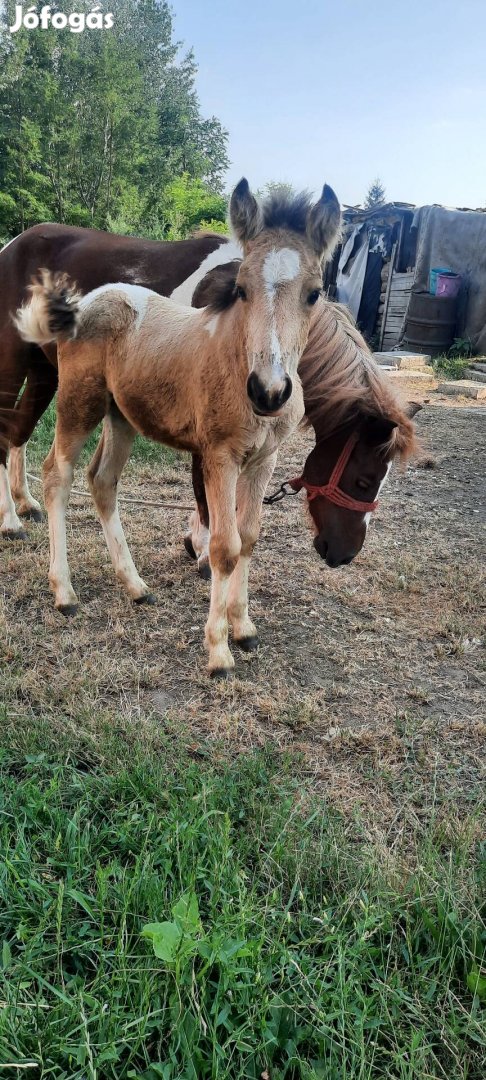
[260,189,317,234]
[301,301,418,459]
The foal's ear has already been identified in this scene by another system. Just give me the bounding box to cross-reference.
[363,414,398,446]
[230,178,264,247]
[306,184,341,262]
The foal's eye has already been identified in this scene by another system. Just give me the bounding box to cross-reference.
[236,285,247,301]
[356,479,370,491]
[307,289,321,306]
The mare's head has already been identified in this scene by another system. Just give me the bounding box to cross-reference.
[300,403,421,567]
[228,179,341,416]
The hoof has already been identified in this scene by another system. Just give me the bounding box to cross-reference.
[134,593,156,606]
[183,534,197,560]
[19,507,43,523]
[210,667,231,680]
[1,528,28,541]
[235,635,259,653]
[57,603,79,617]
[197,559,212,581]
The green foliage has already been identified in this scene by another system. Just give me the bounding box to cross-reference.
[0,723,484,1079]
[0,1,229,238]
[160,173,227,240]
[449,336,473,359]
[364,177,386,209]
[432,354,470,380]
[28,400,178,466]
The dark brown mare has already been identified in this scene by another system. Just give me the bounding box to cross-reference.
[0,223,242,536]
[184,264,420,574]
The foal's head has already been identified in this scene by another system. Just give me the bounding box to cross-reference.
[301,405,421,567]
[229,179,341,416]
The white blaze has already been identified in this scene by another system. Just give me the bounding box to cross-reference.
[262,248,301,383]
[262,247,300,293]
[364,461,393,532]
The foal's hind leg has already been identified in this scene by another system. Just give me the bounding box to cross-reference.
[43,431,88,614]
[87,409,154,604]
[8,444,43,521]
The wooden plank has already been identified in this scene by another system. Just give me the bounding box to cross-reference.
[378,242,397,350]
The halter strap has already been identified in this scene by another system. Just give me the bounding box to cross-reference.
[288,432,379,514]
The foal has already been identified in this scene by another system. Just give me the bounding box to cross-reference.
[15,180,341,675]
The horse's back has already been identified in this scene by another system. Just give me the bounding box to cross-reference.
[0,223,227,307]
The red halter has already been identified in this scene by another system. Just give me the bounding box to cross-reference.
[289,432,379,513]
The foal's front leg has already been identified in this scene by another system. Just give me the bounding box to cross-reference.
[203,456,241,676]
[227,452,278,651]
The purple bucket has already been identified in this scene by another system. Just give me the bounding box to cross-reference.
[435,271,461,298]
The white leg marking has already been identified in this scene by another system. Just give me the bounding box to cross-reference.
[205,569,235,672]
[0,464,24,535]
[227,555,256,642]
[170,240,242,305]
[46,456,78,610]
[100,510,150,599]
[8,445,42,517]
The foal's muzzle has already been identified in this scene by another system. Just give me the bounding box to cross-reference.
[247,372,292,416]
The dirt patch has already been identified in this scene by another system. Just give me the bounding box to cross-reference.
[1,405,484,828]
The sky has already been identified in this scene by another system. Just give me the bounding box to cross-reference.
[172,0,486,208]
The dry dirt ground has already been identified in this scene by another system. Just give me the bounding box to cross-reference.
[1,403,485,832]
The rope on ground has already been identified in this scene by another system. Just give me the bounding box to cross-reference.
[26,473,194,512]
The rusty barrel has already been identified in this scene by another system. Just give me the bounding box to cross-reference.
[403,292,457,356]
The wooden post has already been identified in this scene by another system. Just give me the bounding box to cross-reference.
[379,242,397,351]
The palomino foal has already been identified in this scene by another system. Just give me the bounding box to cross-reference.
[15,181,341,675]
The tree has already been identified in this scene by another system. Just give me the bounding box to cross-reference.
[364,177,386,209]
[0,0,229,237]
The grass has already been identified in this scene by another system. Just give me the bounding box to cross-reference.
[0,714,484,1079]
[28,401,178,468]
[431,356,469,382]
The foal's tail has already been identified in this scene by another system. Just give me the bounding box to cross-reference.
[14,270,81,346]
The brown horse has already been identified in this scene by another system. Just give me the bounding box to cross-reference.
[183,264,420,574]
[14,181,341,676]
[0,223,241,536]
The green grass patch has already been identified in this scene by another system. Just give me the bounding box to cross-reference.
[431,356,470,381]
[0,717,484,1078]
[28,401,178,469]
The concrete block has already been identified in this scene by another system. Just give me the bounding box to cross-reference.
[438,380,486,400]
[374,350,432,371]
[465,367,486,384]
